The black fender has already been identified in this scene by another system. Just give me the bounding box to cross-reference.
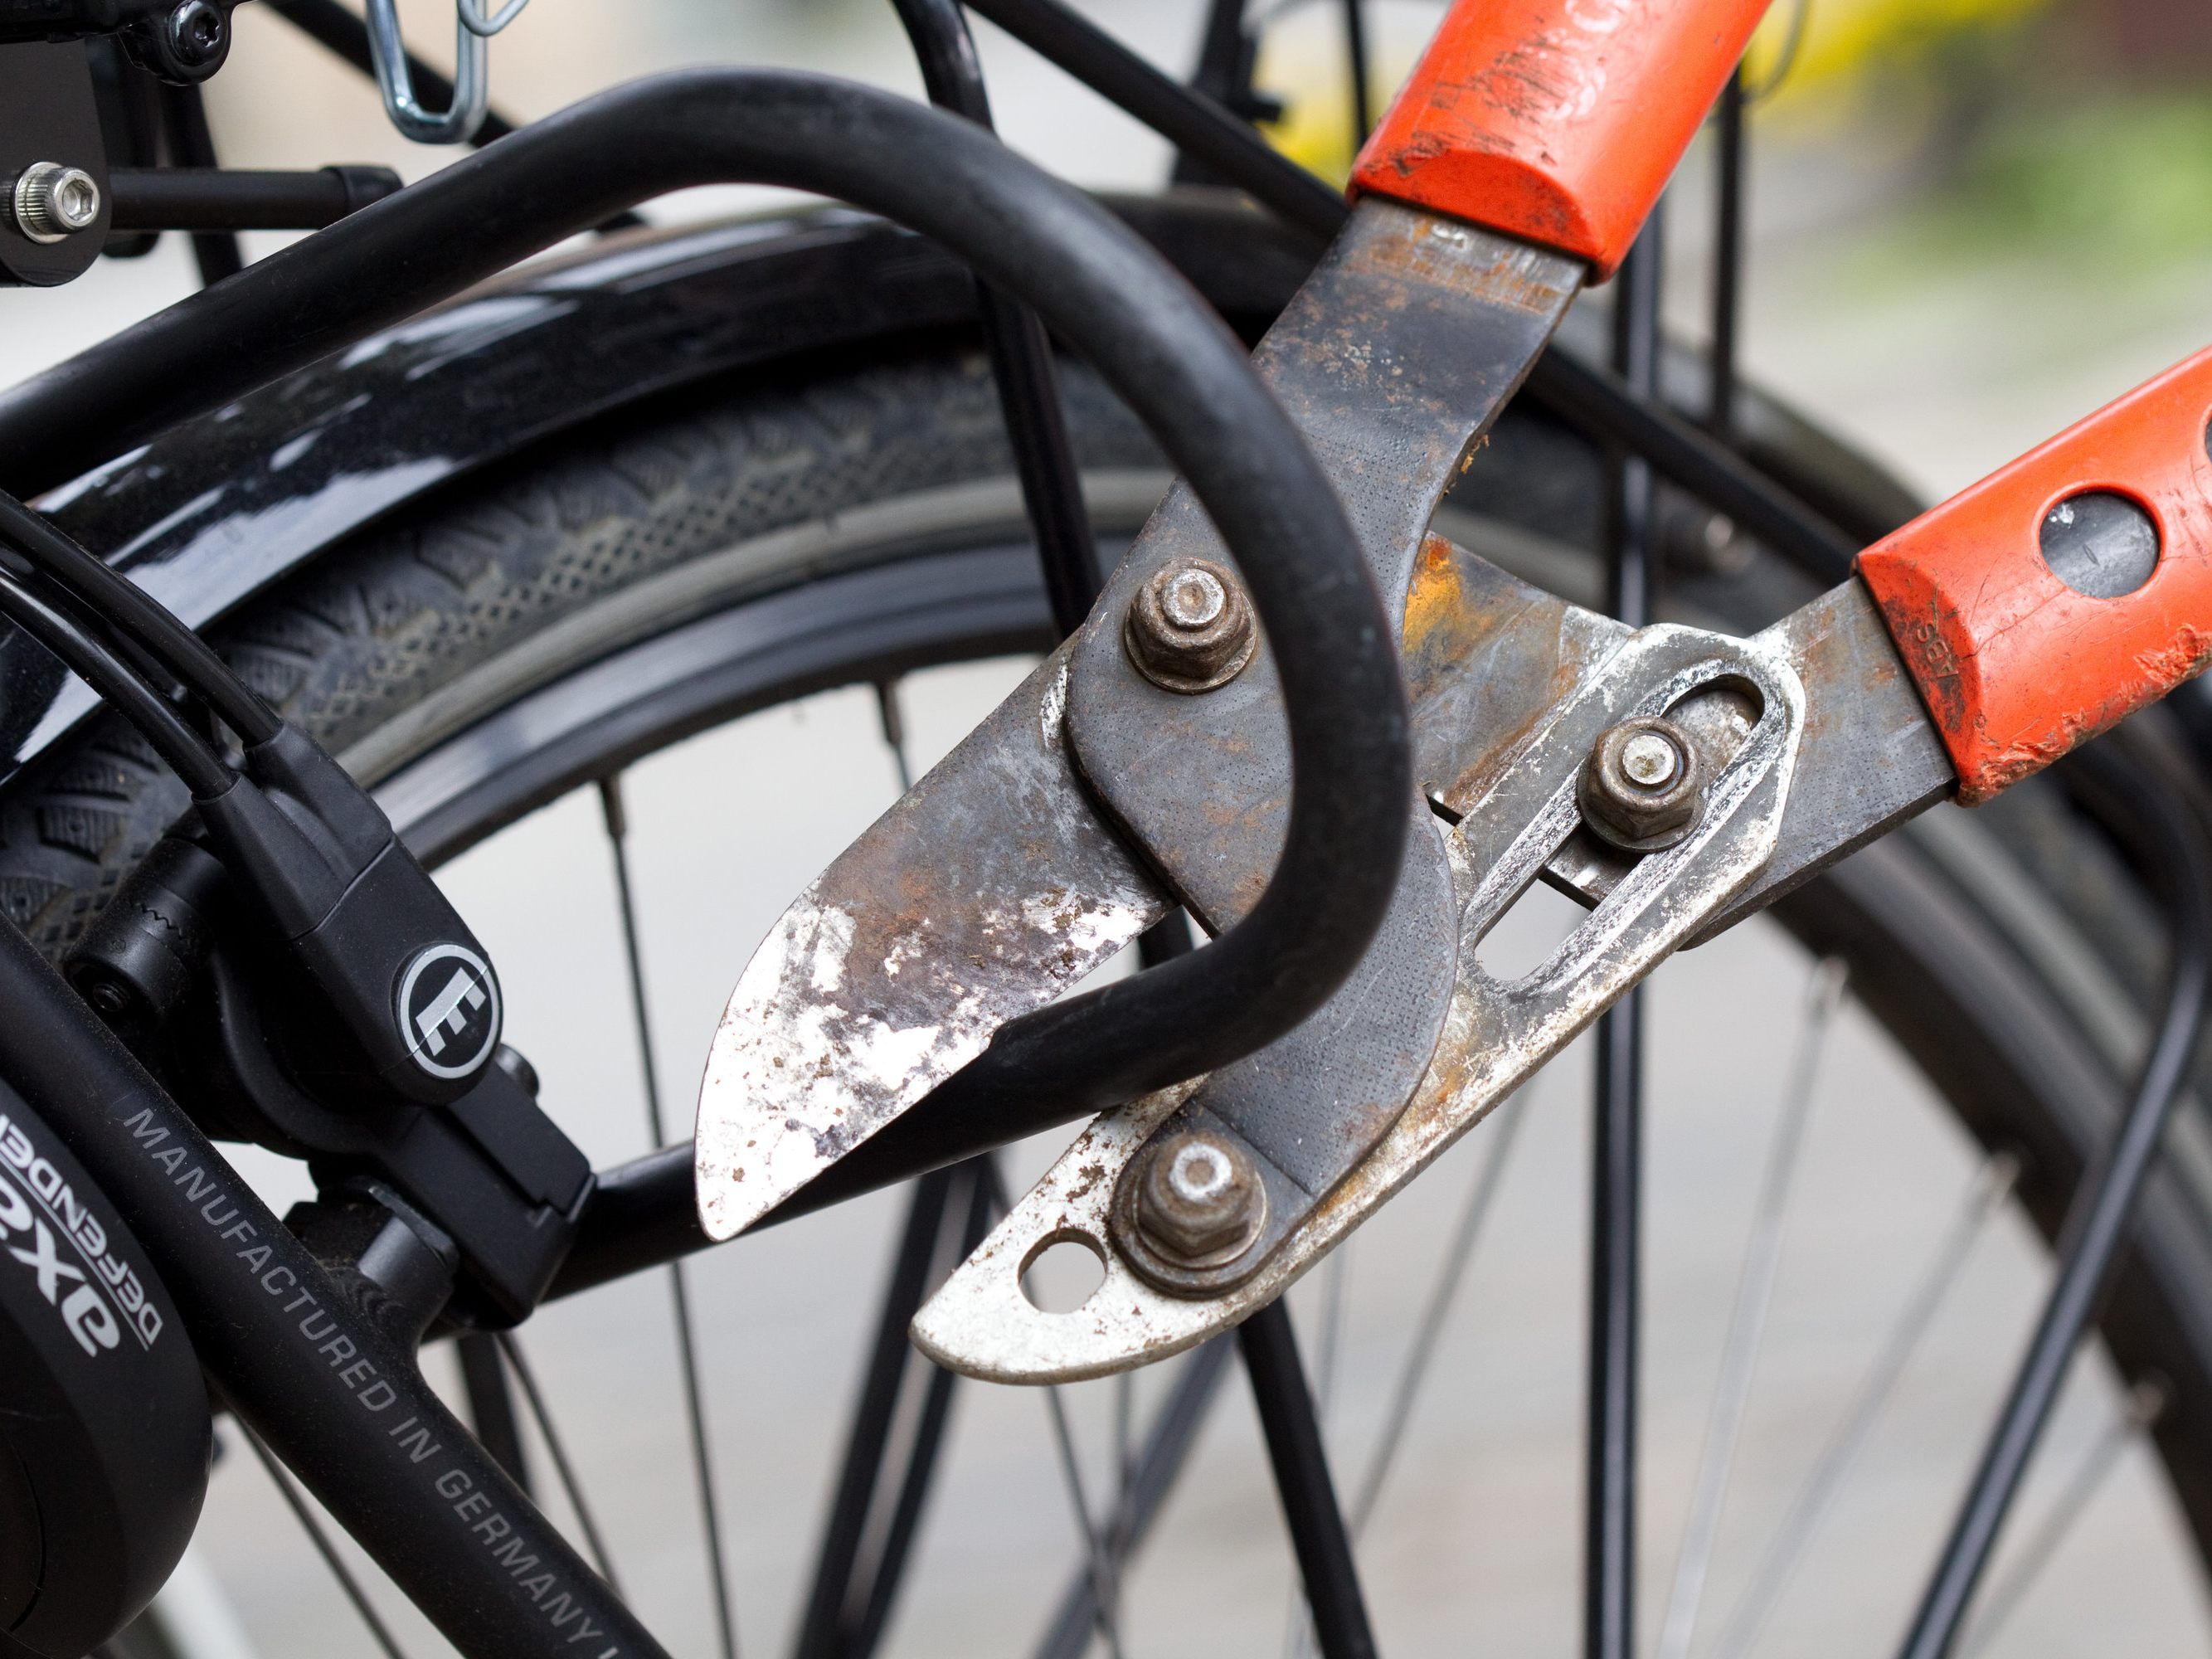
[0,186,1917,776]
[0,191,1322,773]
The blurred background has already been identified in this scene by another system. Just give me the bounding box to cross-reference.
[10,2,2212,1657]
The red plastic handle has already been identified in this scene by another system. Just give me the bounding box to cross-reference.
[1348,0,1771,278]
[1857,347,2212,805]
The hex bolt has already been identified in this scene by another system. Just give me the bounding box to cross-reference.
[12,163,100,245]
[1578,714,1703,852]
[1123,557,1258,693]
[1133,1130,1266,1267]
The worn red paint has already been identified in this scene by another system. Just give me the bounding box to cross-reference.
[1857,345,2212,805]
[1348,0,1770,278]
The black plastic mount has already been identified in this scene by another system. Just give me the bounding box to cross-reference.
[70,833,588,1326]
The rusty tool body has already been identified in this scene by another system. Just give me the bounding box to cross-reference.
[697,0,2212,1382]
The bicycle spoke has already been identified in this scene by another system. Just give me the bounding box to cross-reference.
[1349,1085,1536,1535]
[1033,1338,1239,1659]
[798,1160,989,1659]
[1710,1153,2023,1659]
[1045,1385,1127,1659]
[1589,200,1665,1659]
[457,1329,532,1492]
[1340,0,1371,148]
[241,1423,411,1659]
[845,1167,998,1659]
[1957,1374,2169,1659]
[1242,1298,1377,1659]
[1896,763,2211,1659]
[1114,1370,1135,1502]
[495,1334,623,1593]
[873,681,914,795]
[1282,1244,1355,1659]
[1707,66,1745,439]
[599,773,738,1657]
[1655,958,1847,1659]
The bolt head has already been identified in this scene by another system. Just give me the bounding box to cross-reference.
[1618,731,1680,788]
[1134,1131,1266,1265]
[1579,715,1702,852]
[169,0,226,64]
[14,163,100,244]
[1123,558,1257,693]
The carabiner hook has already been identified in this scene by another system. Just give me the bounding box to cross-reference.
[458,0,530,37]
[364,0,492,144]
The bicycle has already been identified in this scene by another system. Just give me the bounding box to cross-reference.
[0,2,2209,1657]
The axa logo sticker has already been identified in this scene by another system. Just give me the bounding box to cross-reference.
[0,1112,161,1355]
[398,943,501,1081]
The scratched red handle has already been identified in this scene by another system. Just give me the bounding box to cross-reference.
[1349,0,1771,278]
[1857,348,2212,805]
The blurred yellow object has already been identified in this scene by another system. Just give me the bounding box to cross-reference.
[1257,0,2057,183]
[1747,0,2053,95]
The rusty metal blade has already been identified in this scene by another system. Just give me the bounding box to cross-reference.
[697,203,1583,1246]
[915,620,1808,1382]
[693,649,1168,1241]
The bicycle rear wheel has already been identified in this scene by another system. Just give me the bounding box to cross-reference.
[11,226,2211,1656]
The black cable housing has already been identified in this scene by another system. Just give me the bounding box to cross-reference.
[0,917,665,1659]
[0,68,1408,1151]
[0,489,280,746]
[0,563,232,796]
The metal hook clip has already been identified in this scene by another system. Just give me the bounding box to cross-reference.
[458,0,530,37]
[363,0,498,144]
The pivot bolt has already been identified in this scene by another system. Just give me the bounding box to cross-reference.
[13,163,100,245]
[1579,715,1702,852]
[1134,1130,1266,1266]
[1124,559,1257,693]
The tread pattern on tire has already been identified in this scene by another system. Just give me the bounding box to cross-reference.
[0,345,1153,956]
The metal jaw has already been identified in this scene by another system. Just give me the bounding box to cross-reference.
[912,621,1806,1384]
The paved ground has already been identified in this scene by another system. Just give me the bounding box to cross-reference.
[7,3,2212,1656]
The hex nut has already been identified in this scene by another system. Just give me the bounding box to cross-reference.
[1578,715,1703,852]
[13,163,100,246]
[1132,1131,1266,1267]
[1123,558,1257,693]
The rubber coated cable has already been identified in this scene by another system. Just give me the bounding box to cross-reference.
[0,563,233,797]
[0,70,1412,1146]
[0,490,280,747]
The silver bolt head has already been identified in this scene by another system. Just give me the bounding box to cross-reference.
[1618,730,1680,788]
[1124,558,1257,693]
[1160,566,1226,630]
[1579,715,1702,852]
[1135,1130,1266,1265]
[14,163,100,244]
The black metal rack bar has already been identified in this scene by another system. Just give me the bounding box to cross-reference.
[1895,737,2212,1659]
[1586,207,1665,1659]
[1241,1300,1376,1659]
[109,164,402,231]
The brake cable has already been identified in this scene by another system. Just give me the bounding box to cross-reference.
[0,559,233,797]
[0,489,508,1109]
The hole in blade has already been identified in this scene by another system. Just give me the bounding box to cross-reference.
[1019,1231,1107,1315]
[1472,873,1587,981]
